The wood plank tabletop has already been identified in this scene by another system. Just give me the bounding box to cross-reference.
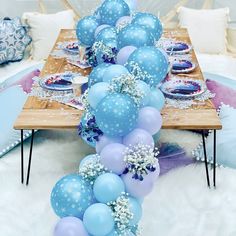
[14,29,222,130]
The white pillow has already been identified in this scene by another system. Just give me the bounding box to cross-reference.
[178,7,229,54]
[22,10,75,60]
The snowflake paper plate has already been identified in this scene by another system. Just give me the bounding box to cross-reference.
[160,78,206,99]
[61,41,79,54]
[166,42,192,55]
[39,73,80,91]
[171,60,196,74]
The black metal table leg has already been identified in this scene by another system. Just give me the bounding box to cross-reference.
[202,130,210,188]
[213,130,217,187]
[21,130,24,184]
[26,130,35,186]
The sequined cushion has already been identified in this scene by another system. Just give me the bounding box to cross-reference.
[0,17,31,64]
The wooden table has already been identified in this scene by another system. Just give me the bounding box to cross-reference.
[14,29,222,186]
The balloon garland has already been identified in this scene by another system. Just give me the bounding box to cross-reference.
[51,0,169,235]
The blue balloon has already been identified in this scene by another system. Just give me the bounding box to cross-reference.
[106,229,134,236]
[103,64,129,82]
[96,26,117,42]
[99,0,130,26]
[148,88,165,110]
[83,203,115,236]
[95,38,118,64]
[76,16,99,46]
[127,46,169,86]
[88,82,110,109]
[136,80,151,107]
[95,93,138,137]
[128,197,142,226]
[132,12,163,41]
[117,24,155,50]
[124,0,137,11]
[88,63,111,87]
[51,174,94,219]
[79,154,99,169]
[93,173,125,203]
[93,7,102,23]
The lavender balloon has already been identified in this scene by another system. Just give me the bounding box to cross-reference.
[123,128,154,149]
[122,172,154,198]
[117,46,137,65]
[149,159,160,181]
[137,107,162,135]
[96,135,122,154]
[100,143,126,174]
[54,217,88,236]
[95,24,110,37]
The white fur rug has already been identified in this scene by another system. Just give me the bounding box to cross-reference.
[1,130,236,236]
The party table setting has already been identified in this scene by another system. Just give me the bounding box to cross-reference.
[13,0,222,236]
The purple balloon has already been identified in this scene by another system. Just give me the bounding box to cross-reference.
[96,135,122,154]
[100,143,126,174]
[116,16,132,28]
[137,106,162,135]
[54,217,88,236]
[117,46,137,65]
[94,24,110,38]
[149,159,160,182]
[123,128,154,149]
[122,172,154,198]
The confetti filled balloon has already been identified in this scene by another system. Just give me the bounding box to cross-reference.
[95,93,138,137]
[99,0,130,26]
[88,82,110,109]
[127,46,169,86]
[117,24,155,50]
[132,12,163,41]
[93,173,125,203]
[117,46,137,65]
[83,203,115,236]
[96,26,117,42]
[88,63,111,87]
[103,64,129,82]
[123,128,155,149]
[76,16,99,46]
[147,88,166,111]
[51,174,95,219]
[100,143,126,174]
[96,135,123,153]
[54,217,89,236]
[137,106,162,135]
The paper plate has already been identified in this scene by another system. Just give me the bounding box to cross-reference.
[62,41,79,54]
[39,73,80,91]
[67,58,91,69]
[160,78,206,99]
[171,60,196,74]
[166,42,192,55]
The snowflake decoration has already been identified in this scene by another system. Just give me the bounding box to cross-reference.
[108,73,144,106]
[123,144,159,181]
[78,154,107,184]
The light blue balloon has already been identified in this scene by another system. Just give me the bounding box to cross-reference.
[76,16,99,46]
[106,229,134,236]
[88,63,111,87]
[88,82,110,109]
[99,0,130,26]
[95,93,138,137]
[127,46,169,86]
[95,38,118,65]
[148,88,165,111]
[117,24,155,50]
[79,154,98,169]
[83,203,115,236]
[51,174,94,219]
[96,26,117,42]
[103,64,129,82]
[128,197,142,226]
[136,80,151,107]
[132,12,163,41]
[93,173,125,203]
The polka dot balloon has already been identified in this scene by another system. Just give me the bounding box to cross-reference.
[99,0,130,26]
[127,46,169,86]
[95,93,138,137]
[51,174,95,219]
[117,24,155,50]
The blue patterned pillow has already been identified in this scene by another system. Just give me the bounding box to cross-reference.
[0,17,31,64]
